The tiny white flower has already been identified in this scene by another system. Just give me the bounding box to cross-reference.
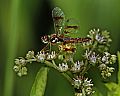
[84,50,92,59]
[75,93,83,96]
[46,51,56,60]
[17,72,22,77]
[36,51,46,63]
[20,59,26,65]
[110,55,117,64]
[21,67,27,75]
[59,63,68,72]
[73,77,82,89]
[102,52,110,64]
[15,58,26,65]
[99,64,107,70]
[108,67,114,72]
[106,72,111,77]
[95,33,104,43]
[84,78,93,87]
[104,52,110,56]
[13,65,19,72]
[102,56,109,64]
[71,61,84,72]
[89,52,98,64]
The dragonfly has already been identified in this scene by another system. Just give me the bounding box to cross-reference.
[41,7,91,45]
[41,7,91,52]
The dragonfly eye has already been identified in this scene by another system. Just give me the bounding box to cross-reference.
[52,7,65,34]
[41,35,49,44]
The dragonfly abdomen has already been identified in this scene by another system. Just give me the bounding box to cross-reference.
[63,37,91,44]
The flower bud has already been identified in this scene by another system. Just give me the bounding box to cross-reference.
[13,65,19,72]
[58,54,64,60]
[26,51,35,59]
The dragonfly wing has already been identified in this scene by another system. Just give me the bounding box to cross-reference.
[52,7,65,35]
[64,18,79,37]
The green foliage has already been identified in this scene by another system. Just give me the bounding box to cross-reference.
[105,83,120,96]
[30,67,49,96]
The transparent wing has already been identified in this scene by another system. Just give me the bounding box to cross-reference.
[64,18,79,37]
[52,7,65,35]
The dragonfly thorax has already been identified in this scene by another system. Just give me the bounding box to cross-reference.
[41,34,64,44]
[50,34,63,43]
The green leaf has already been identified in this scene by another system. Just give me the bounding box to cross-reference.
[105,83,120,96]
[30,67,49,96]
[117,51,120,84]
[93,87,102,96]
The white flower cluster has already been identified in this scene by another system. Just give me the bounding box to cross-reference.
[100,66,114,78]
[98,52,116,78]
[84,49,116,78]
[36,51,56,62]
[73,76,94,95]
[88,29,105,43]
[14,57,27,76]
[14,50,57,76]
[58,61,84,73]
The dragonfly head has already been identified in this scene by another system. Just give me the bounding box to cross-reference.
[41,35,49,44]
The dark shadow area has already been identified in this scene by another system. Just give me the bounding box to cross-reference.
[32,0,53,51]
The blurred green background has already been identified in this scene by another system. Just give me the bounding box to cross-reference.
[0,0,120,96]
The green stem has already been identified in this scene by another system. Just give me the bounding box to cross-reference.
[52,60,58,68]
[61,73,73,83]
[26,59,37,63]
[44,60,58,69]
[80,60,90,75]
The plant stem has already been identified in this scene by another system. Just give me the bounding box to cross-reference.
[26,59,37,63]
